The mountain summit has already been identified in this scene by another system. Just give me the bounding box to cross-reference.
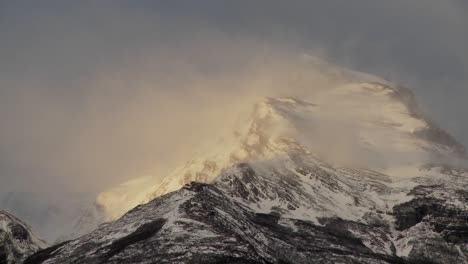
[25,59,468,263]
[97,79,465,220]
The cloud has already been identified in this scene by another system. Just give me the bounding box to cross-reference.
[0,1,467,240]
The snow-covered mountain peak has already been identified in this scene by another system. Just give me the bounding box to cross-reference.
[96,77,465,221]
[25,56,468,263]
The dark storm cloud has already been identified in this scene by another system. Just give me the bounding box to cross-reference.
[0,0,467,195]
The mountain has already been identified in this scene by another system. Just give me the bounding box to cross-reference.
[24,156,468,263]
[0,211,46,263]
[25,75,468,263]
[97,78,465,220]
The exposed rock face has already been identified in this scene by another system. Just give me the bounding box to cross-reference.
[393,184,468,263]
[0,211,46,263]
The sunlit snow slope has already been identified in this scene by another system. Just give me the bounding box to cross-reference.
[97,60,465,220]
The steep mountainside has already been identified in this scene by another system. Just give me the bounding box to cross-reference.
[0,211,46,263]
[25,155,468,263]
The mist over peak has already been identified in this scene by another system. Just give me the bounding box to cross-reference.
[96,62,467,221]
[1,1,468,245]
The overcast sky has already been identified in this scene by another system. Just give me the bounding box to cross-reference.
[1,1,467,196]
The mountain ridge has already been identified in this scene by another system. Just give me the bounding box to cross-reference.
[0,210,46,263]
[24,155,468,263]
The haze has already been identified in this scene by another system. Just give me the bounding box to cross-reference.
[0,1,467,240]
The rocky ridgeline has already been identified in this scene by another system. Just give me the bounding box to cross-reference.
[23,158,468,264]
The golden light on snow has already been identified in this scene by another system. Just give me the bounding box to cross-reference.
[96,57,454,220]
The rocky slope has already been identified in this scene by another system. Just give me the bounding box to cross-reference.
[25,154,468,263]
[0,211,46,263]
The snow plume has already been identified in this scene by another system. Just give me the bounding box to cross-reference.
[0,32,392,237]
[0,36,384,196]
[97,77,467,220]
[1,1,467,241]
